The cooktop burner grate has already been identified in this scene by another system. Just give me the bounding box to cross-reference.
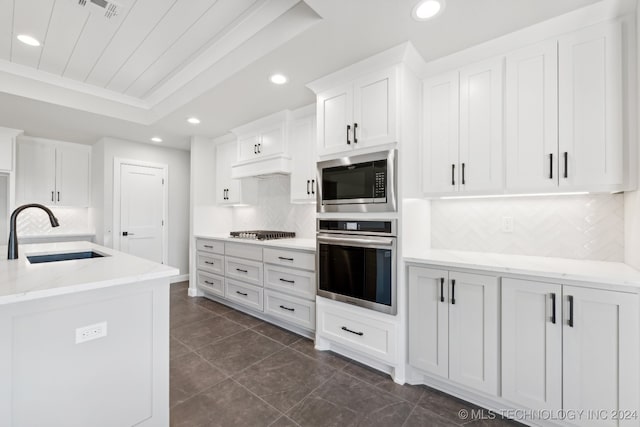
[230,230,296,240]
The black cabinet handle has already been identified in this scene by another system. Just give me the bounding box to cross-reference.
[549,153,553,179]
[51,191,54,202]
[440,278,445,302]
[204,280,214,285]
[236,291,248,296]
[341,326,363,336]
[568,295,574,327]
[254,144,257,154]
[279,278,295,284]
[461,163,466,185]
[203,245,213,249]
[278,256,294,261]
[279,305,295,312]
[451,164,455,186]
[353,123,358,143]
[258,143,261,153]
[306,180,310,195]
[57,191,60,202]
[204,261,214,265]
[451,279,456,305]
[236,268,248,273]
[311,179,315,194]
[550,293,556,324]
[346,125,351,145]
[563,152,568,178]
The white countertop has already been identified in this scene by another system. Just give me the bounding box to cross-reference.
[195,234,316,251]
[0,241,179,305]
[404,249,640,290]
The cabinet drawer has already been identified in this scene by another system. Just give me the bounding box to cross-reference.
[225,279,263,311]
[226,242,263,261]
[264,265,315,299]
[264,248,315,271]
[196,239,224,255]
[317,302,396,363]
[197,253,224,275]
[225,256,263,286]
[264,290,315,330]
[197,271,224,297]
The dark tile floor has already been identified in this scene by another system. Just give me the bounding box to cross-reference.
[169,282,523,427]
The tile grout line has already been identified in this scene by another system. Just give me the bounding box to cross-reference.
[283,369,341,420]
[230,377,288,421]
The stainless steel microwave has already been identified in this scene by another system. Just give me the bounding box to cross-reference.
[316,149,397,213]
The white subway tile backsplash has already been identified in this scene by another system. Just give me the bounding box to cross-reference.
[431,194,624,261]
[232,176,315,238]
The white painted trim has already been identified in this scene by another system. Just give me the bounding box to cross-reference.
[170,274,190,284]
[112,158,169,266]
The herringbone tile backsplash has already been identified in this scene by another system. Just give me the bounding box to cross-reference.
[232,175,316,238]
[17,207,92,236]
[431,194,624,261]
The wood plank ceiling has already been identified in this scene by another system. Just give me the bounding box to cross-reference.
[0,0,264,99]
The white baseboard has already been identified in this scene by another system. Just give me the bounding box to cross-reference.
[170,274,190,284]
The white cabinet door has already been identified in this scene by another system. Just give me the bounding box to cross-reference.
[16,139,56,205]
[505,40,559,191]
[56,144,90,207]
[0,134,14,172]
[422,71,460,194]
[563,286,639,427]
[408,266,449,379]
[317,84,353,157]
[258,122,285,158]
[237,134,260,163]
[289,115,317,203]
[353,67,397,149]
[216,141,235,205]
[502,278,562,411]
[448,271,499,395]
[459,58,504,193]
[558,22,623,191]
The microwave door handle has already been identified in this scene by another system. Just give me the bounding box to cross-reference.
[317,235,394,247]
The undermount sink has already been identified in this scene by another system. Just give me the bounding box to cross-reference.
[27,251,107,264]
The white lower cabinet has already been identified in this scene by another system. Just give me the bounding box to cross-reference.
[408,266,499,395]
[195,238,315,334]
[502,278,640,426]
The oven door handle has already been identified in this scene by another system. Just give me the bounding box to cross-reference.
[317,235,394,247]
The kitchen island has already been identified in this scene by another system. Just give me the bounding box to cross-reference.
[0,241,178,427]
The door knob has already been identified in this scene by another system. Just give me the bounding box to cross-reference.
[122,231,135,236]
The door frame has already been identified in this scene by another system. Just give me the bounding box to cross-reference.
[113,158,169,265]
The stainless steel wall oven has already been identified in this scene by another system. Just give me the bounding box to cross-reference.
[317,219,397,315]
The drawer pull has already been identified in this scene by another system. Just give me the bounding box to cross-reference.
[204,261,214,265]
[236,291,248,297]
[279,305,295,312]
[236,268,248,273]
[204,280,214,285]
[550,293,557,324]
[279,278,295,284]
[203,244,214,249]
[341,326,364,336]
[278,256,294,261]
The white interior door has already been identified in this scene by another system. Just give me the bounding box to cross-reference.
[119,164,166,264]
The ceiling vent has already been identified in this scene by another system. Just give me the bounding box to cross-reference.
[74,0,124,19]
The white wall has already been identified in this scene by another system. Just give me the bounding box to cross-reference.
[92,137,190,276]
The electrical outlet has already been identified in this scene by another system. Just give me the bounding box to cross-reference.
[75,322,107,344]
[501,216,514,233]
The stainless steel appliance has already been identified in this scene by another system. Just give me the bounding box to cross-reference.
[317,219,397,314]
[229,230,295,240]
[317,149,397,213]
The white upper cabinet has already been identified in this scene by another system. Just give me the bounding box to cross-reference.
[422,58,503,195]
[236,121,285,163]
[0,127,22,172]
[16,138,90,207]
[216,140,257,206]
[505,40,559,191]
[558,21,624,191]
[289,112,317,203]
[422,71,460,194]
[317,67,397,157]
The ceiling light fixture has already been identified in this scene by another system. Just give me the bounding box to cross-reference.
[412,0,445,21]
[187,117,201,125]
[269,74,288,85]
[151,137,163,143]
[17,34,41,47]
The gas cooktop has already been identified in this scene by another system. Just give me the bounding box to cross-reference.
[229,230,296,240]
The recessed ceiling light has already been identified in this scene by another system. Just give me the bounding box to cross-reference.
[17,34,41,47]
[269,74,288,85]
[187,117,200,125]
[151,137,163,143]
[412,0,445,21]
